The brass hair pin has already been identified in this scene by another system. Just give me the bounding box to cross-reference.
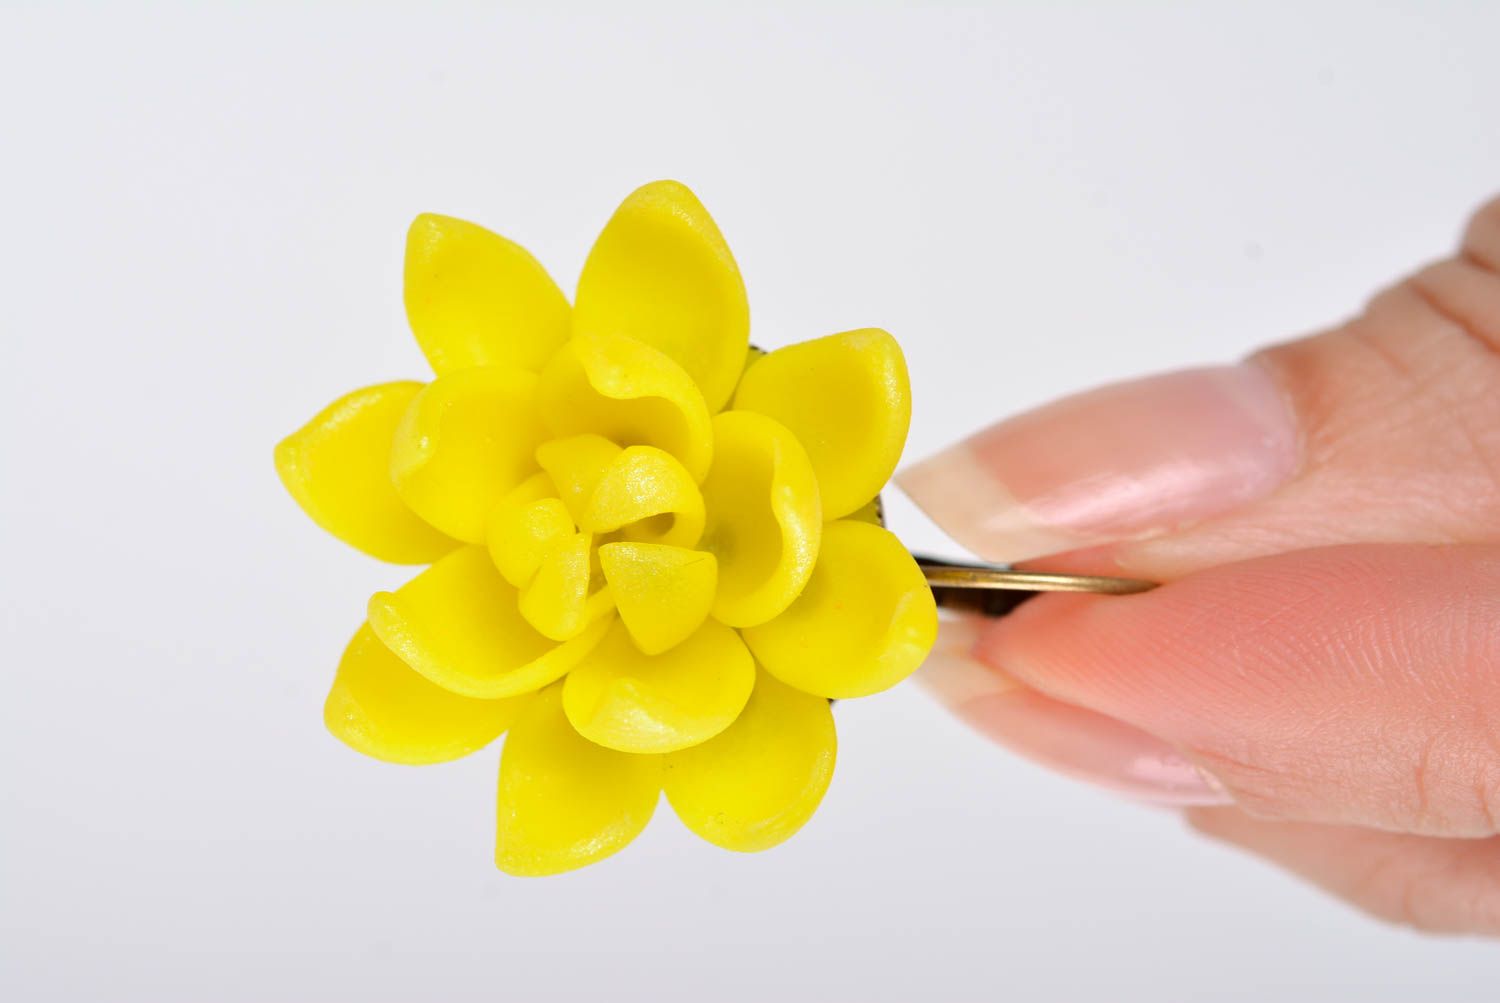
[914,554,1157,618]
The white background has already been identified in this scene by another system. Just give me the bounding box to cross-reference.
[4,3,1499,1000]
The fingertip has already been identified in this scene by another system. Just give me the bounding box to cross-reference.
[918,615,1021,710]
[897,445,1079,564]
[923,615,1231,807]
[898,366,1299,564]
[968,544,1500,834]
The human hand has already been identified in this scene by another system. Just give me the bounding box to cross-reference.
[900,196,1500,936]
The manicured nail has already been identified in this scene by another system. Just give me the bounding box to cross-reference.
[959,689,1230,805]
[920,620,1230,806]
[918,615,1024,704]
[898,364,1299,563]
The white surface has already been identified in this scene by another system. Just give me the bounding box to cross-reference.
[4,4,1499,1000]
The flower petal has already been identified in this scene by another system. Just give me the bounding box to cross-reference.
[404,213,571,374]
[390,366,548,543]
[324,623,523,765]
[700,411,821,628]
[537,333,713,481]
[574,180,749,412]
[486,474,576,587]
[496,684,661,877]
[368,546,612,699]
[597,543,717,655]
[562,618,754,754]
[743,520,937,699]
[518,531,615,641]
[582,446,705,549]
[733,329,911,521]
[275,383,459,564]
[663,668,835,852]
[535,434,622,524]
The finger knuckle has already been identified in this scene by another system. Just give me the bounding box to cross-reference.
[1403,731,1500,836]
[1408,259,1500,354]
[1353,844,1500,936]
[1345,275,1500,523]
[1462,194,1500,275]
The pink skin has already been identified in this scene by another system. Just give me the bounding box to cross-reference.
[903,365,1300,565]
[899,194,1500,936]
[921,617,1227,805]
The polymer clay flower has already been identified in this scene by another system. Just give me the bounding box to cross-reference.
[276,181,937,875]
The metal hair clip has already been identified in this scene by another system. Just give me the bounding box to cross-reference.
[915,554,1157,618]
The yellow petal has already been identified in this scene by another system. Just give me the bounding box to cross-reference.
[325,623,523,765]
[275,383,458,564]
[518,531,615,641]
[368,546,611,700]
[664,668,835,852]
[486,477,576,588]
[537,333,713,481]
[562,619,754,754]
[582,446,705,549]
[733,329,911,521]
[597,543,717,655]
[535,434,622,524]
[574,180,749,412]
[699,411,821,628]
[404,213,571,374]
[743,520,937,699]
[492,469,558,508]
[496,684,661,877]
[389,366,548,543]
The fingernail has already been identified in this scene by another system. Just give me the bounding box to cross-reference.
[959,688,1230,806]
[920,620,1230,806]
[898,364,1298,563]
[918,615,1024,704]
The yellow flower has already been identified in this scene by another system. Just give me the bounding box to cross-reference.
[276,181,938,876]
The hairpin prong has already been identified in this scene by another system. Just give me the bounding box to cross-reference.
[913,553,1156,617]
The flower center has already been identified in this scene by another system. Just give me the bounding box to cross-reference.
[487,434,714,655]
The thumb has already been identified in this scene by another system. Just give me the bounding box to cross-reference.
[897,193,1500,578]
[960,543,1500,835]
